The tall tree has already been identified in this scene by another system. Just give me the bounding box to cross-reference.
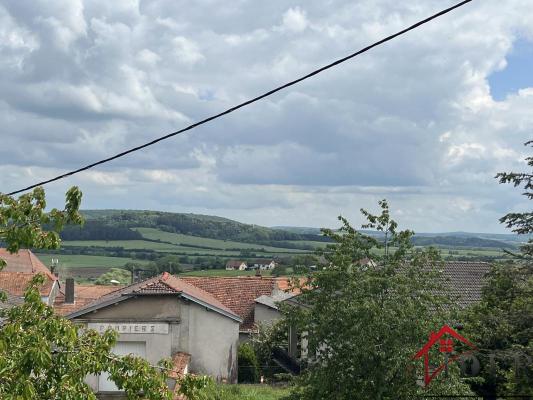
[495,140,533,259]
[463,141,533,397]
[0,187,173,399]
[283,200,473,399]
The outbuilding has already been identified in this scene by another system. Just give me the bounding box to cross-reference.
[63,272,242,394]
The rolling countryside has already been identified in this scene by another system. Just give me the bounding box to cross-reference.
[34,209,525,283]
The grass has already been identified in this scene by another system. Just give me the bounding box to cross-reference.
[180,269,273,277]
[34,254,149,269]
[209,384,289,400]
[134,227,307,253]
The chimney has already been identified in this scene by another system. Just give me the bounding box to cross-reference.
[65,278,75,304]
[255,268,261,277]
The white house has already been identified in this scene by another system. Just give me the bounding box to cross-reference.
[225,260,248,271]
[253,259,277,270]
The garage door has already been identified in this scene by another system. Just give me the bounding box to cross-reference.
[99,341,146,392]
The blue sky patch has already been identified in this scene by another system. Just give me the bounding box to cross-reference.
[488,38,533,101]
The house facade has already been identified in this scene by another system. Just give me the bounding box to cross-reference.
[252,259,277,270]
[61,273,241,394]
[225,260,247,271]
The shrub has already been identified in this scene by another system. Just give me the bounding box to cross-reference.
[238,343,260,383]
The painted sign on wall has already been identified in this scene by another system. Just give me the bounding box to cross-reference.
[88,322,169,335]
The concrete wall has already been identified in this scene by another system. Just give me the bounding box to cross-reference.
[82,296,181,321]
[179,300,239,382]
[254,303,281,326]
[74,294,240,392]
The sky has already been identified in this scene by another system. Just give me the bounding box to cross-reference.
[0,0,532,233]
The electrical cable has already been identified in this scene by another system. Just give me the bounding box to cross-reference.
[6,0,473,196]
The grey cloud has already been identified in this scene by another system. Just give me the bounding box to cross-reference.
[1,0,533,232]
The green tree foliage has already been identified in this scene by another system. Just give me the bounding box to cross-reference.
[0,187,173,399]
[0,275,172,399]
[463,263,533,397]
[495,140,533,259]
[95,267,132,285]
[0,187,83,256]
[461,141,533,397]
[282,200,474,399]
[237,343,260,383]
[251,321,288,379]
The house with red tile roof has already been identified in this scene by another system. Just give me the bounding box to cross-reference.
[179,276,300,340]
[0,249,60,308]
[64,272,242,393]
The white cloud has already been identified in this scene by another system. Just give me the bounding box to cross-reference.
[281,7,308,33]
[1,0,533,233]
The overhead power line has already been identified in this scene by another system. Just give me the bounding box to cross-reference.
[6,0,473,196]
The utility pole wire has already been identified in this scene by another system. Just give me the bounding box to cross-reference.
[6,0,473,196]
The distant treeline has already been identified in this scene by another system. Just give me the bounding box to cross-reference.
[63,210,329,245]
[410,236,515,249]
[59,221,143,241]
[53,211,517,252]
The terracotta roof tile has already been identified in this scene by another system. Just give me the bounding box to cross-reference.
[64,273,240,321]
[180,276,277,331]
[0,271,54,297]
[0,249,56,281]
[54,284,123,316]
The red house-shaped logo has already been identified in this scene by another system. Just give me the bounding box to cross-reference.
[413,325,477,386]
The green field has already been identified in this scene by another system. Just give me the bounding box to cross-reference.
[134,228,308,253]
[180,269,273,277]
[35,254,149,269]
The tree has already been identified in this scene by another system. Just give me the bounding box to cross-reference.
[237,343,260,383]
[282,200,473,399]
[0,187,173,399]
[462,141,533,397]
[95,267,132,285]
[495,140,533,259]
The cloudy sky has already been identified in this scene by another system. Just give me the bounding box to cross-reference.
[0,0,532,233]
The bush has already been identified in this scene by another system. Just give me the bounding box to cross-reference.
[238,343,260,383]
[177,375,214,400]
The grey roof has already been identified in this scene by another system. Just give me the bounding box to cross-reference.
[439,261,491,307]
[282,261,492,309]
[255,291,294,310]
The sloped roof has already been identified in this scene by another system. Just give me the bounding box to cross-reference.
[255,291,294,310]
[0,271,55,297]
[54,284,124,316]
[180,276,278,331]
[439,261,491,307]
[0,249,56,281]
[225,260,246,267]
[283,261,492,309]
[66,273,241,322]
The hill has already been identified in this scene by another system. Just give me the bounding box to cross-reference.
[33,209,521,283]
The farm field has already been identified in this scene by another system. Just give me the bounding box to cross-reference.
[180,269,273,277]
[35,253,148,269]
[134,227,309,253]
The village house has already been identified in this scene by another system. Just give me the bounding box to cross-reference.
[57,272,242,394]
[179,276,297,341]
[0,249,60,309]
[251,259,277,270]
[225,260,247,271]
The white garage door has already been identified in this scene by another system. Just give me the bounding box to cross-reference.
[99,341,146,392]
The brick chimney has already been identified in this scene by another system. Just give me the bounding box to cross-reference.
[65,278,75,304]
